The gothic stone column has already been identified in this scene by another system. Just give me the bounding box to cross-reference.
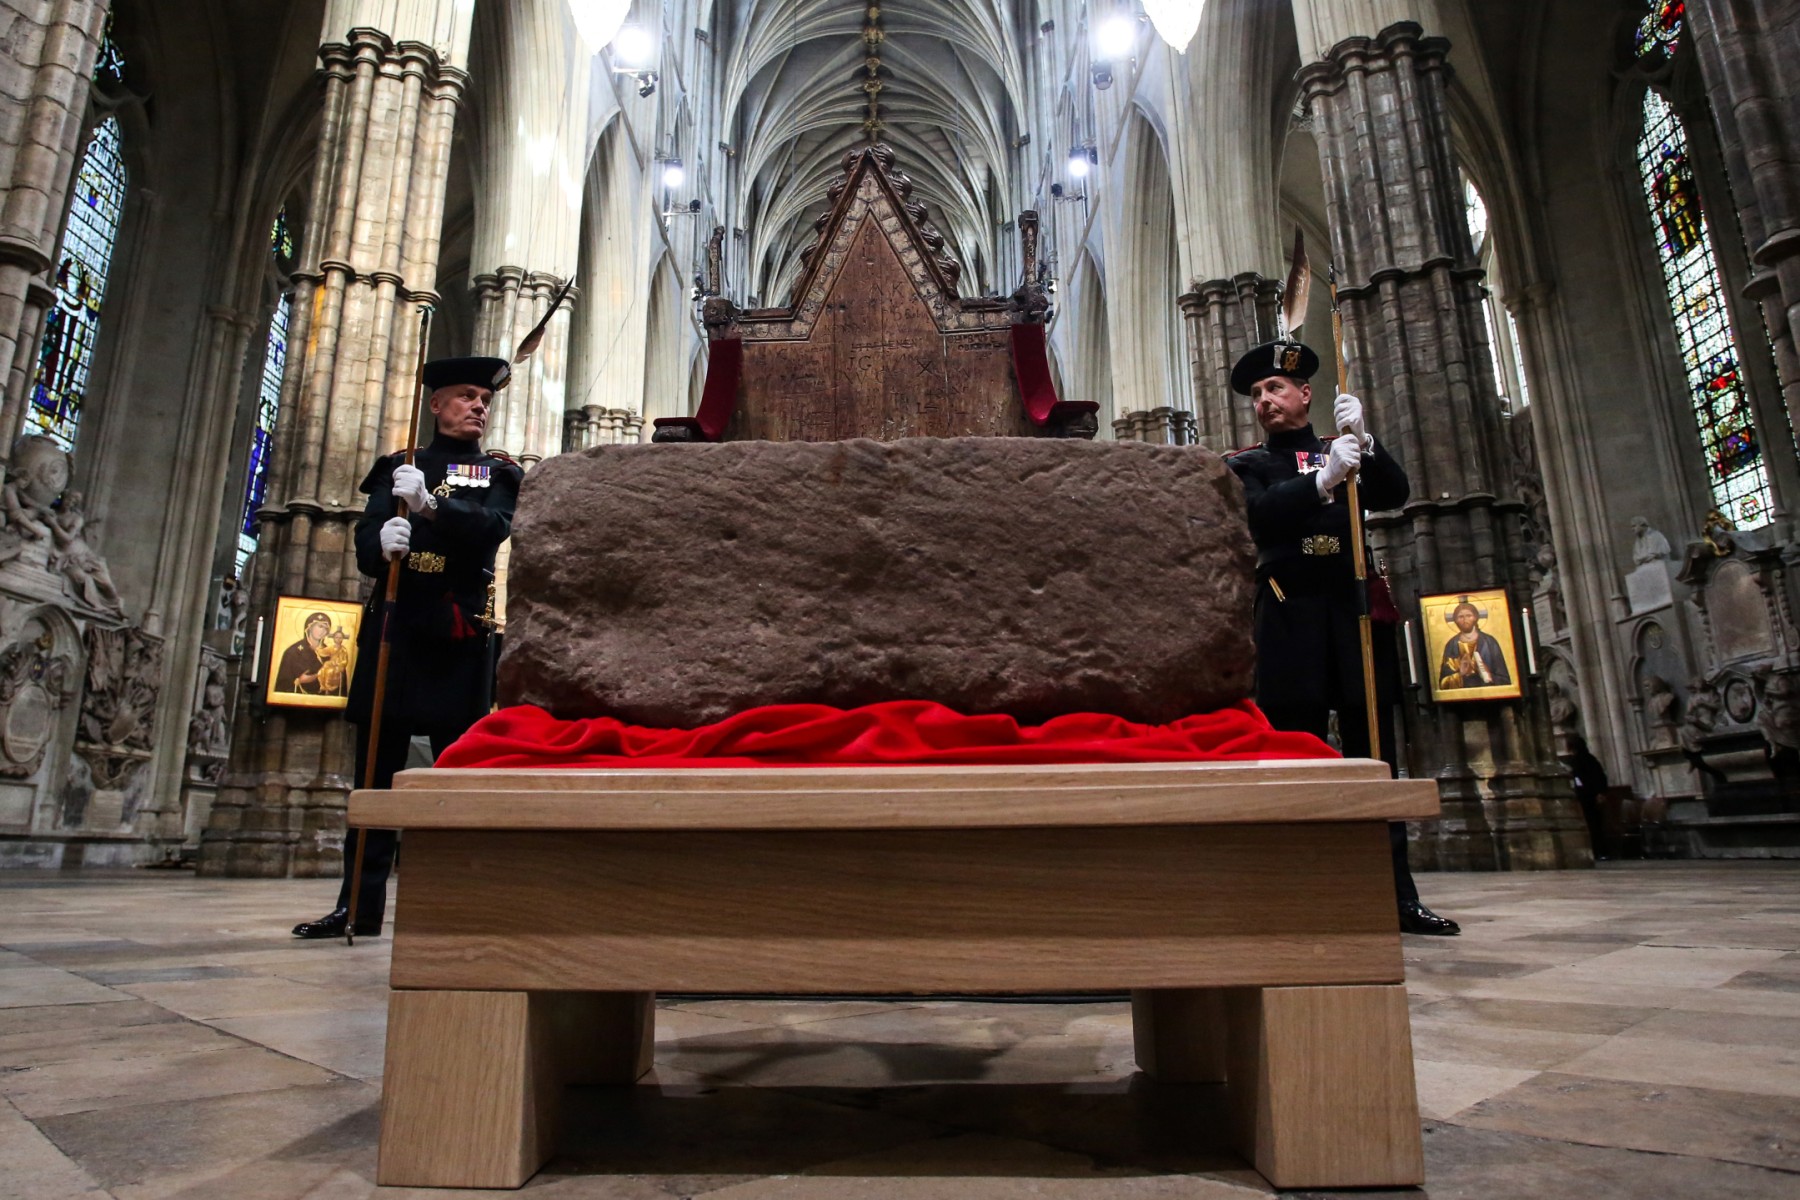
[563,404,643,451]
[0,0,109,451]
[198,28,467,879]
[1299,21,1589,871]
[1689,0,1800,529]
[471,268,573,466]
[1178,271,1281,453]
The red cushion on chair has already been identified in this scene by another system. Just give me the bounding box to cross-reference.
[436,700,1337,769]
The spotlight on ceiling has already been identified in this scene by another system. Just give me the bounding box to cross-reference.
[1067,147,1091,179]
[612,23,655,67]
[662,159,686,189]
[569,0,631,52]
[1094,13,1137,61]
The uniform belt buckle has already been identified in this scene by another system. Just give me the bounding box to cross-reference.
[406,551,446,574]
[1300,535,1341,556]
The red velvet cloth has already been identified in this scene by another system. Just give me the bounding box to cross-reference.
[436,700,1337,769]
[693,336,743,440]
[1010,323,1060,425]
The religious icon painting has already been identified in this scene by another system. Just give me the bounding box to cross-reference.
[1419,588,1525,704]
[264,595,362,710]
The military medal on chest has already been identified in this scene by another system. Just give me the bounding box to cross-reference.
[1294,450,1326,475]
[433,462,492,497]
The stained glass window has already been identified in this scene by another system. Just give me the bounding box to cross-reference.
[1638,88,1771,529]
[1635,1,1684,62]
[94,13,124,83]
[27,116,126,452]
[271,209,294,263]
[235,212,293,574]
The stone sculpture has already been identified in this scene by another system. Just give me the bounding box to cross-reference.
[0,436,126,618]
[1631,516,1672,565]
[1643,674,1679,748]
[49,490,124,616]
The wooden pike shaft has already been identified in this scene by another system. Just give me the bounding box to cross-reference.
[345,306,434,946]
[1329,272,1383,763]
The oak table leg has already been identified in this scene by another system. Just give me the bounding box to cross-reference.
[1130,988,1227,1082]
[378,989,656,1188]
[1223,983,1424,1189]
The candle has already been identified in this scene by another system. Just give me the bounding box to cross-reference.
[1402,620,1419,687]
[249,616,265,685]
[1520,607,1539,676]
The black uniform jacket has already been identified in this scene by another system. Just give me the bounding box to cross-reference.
[1226,424,1409,712]
[345,432,521,729]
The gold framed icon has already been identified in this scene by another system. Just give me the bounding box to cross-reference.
[263,595,361,710]
[1420,588,1524,703]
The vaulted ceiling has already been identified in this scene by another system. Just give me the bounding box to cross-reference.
[718,0,1028,302]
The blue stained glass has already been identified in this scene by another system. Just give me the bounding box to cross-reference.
[235,292,289,573]
[1637,89,1774,529]
[28,117,126,453]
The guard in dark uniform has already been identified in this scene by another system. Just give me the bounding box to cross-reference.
[292,355,522,939]
[1225,339,1459,936]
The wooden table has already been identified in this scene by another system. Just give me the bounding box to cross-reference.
[351,758,1439,1190]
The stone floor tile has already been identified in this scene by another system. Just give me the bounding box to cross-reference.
[1407,995,1660,1036]
[0,1096,108,1199]
[1530,945,1790,989]
[1392,1121,1797,1200]
[207,1005,390,1081]
[1411,1059,1540,1121]
[1406,1015,1608,1072]
[0,998,182,1037]
[116,975,354,1020]
[35,1077,378,1195]
[0,966,132,1009]
[1457,1072,1800,1173]
[1614,1007,1800,1049]
[696,1132,1269,1198]
[1554,1032,1800,1099]
[665,999,928,1027]
[0,1017,242,1069]
[553,1077,944,1179]
[4,1044,340,1119]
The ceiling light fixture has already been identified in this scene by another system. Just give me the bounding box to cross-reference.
[1144,1,1205,53]
[568,0,631,52]
[662,159,686,189]
[611,23,655,67]
[1094,13,1137,61]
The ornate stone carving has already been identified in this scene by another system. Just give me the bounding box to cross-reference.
[1680,677,1722,755]
[0,626,77,779]
[1754,666,1800,754]
[77,626,162,754]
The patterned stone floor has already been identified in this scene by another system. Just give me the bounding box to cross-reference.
[1,862,1797,1198]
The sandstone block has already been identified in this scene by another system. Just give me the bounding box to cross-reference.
[500,437,1256,727]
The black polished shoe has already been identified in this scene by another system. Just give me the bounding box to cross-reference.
[1399,901,1460,936]
[291,909,381,939]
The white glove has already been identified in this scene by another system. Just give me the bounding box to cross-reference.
[379,516,411,560]
[1316,434,1362,498]
[1333,393,1369,447]
[392,464,434,513]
